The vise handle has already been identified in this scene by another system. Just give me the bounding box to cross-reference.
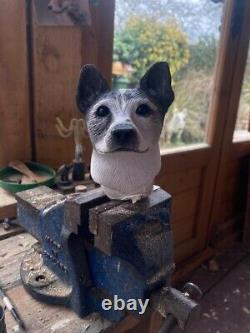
[154,282,202,333]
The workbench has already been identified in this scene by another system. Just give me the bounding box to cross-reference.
[0,223,163,333]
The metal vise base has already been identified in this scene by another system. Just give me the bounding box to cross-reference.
[16,186,173,322]
[20,243,72,306]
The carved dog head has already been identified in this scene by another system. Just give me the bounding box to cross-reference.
[76,62,174,154]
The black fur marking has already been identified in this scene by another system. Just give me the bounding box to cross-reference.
[140,62,174,114]
[76,65,110,114]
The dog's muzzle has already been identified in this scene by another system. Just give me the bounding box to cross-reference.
[111,123,138,148]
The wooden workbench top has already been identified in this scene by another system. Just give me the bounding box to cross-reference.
[0,232,112,333]
[0,229,162,333]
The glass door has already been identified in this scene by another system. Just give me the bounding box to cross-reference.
[111,0,246,264]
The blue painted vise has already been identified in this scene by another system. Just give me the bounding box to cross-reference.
[16,186,200,329]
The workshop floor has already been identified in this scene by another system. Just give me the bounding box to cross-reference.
[176,244,250,333]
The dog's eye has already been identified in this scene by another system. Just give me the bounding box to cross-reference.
[96,106,110,117]
[136,104,152,117]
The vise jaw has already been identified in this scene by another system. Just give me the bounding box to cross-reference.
[16,186,200,328]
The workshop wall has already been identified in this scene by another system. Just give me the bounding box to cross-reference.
[0,0,31,165]
[0,0,115,169]
[212,155,248,246]
[30,0,115,167]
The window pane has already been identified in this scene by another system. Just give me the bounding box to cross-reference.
[234,48,250,141]
[112,0,224,149]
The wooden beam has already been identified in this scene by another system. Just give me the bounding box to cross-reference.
[0,0,31,166]
[243,159,250,245]
[206,0,250,244]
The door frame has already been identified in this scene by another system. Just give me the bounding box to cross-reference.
[158,0,250,263]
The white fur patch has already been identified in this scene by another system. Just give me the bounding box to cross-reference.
[91,144,161,201]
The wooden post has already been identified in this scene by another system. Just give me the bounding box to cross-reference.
[0,0,31,166]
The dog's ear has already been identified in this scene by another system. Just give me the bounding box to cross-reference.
[76,65,110,114]
[139,62,174,114]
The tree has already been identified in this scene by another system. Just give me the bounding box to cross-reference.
[114,0,223,43]
[114,16,190,83]
[113,0,224,146]
[188,36,217,73]
[160,70,213,147]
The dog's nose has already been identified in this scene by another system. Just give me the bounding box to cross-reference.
[48,4,53,10]
[111,124,137,145]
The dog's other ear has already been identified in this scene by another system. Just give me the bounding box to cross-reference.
[76,64,110,114]
[140,62,174,114]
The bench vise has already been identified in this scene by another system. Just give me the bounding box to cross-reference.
[16,186,201,330]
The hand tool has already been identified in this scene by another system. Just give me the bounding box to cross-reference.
[0,286,26,330]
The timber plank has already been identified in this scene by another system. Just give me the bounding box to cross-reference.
[215,214,244,245]
[215,199,239,225]
[214,231,241,249]
[224,159,241,180]
[0,188,16,220]
[0,233,37,289]
[157,167,202,195]
[31,0,115,168]
[0,223,24,241]
[172,215,196,246]
[31,4,86,168]
[0,0,31,166]
[159,144,211,174]
[171,188,199,223]
[5,286,110,333]
[30,1,115,167]
[221,202,236,225]
[174,239,199,263]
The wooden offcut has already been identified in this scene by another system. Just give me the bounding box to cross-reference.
[0,188,16,220]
